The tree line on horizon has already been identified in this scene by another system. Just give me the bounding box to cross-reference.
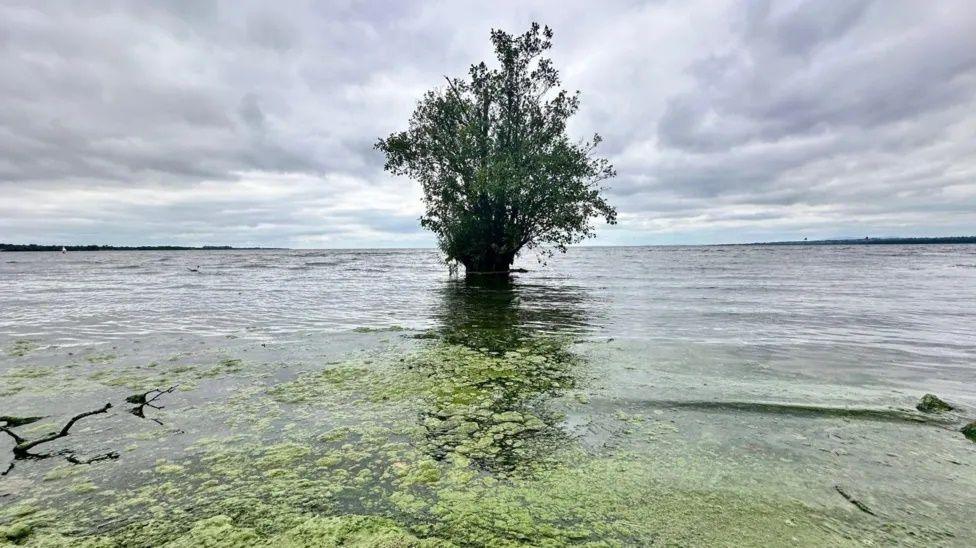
[0,244,239,252]
[754,236,976,246]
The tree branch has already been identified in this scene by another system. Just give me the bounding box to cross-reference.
[126,386,176,408]
[15,403,112,455]
[128,386,176,425]
[443,76,471,125]
[0,424,25,445]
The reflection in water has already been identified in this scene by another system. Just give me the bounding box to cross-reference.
[417,278,590,473]
[434,276,592,351]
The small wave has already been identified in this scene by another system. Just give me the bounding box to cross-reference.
[304,261,341,267]
[113,265,142,270]
[953,264,976,268]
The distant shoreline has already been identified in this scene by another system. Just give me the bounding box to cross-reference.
[0,244,278,252]
[741,236,976,246]
[2,236,975,252]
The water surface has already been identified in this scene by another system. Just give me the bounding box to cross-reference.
[1,246,974,545]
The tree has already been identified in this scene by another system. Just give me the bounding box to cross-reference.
[376,23,616,274]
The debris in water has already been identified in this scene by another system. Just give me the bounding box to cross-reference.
[0,403,115,474]
[834,485,876,516]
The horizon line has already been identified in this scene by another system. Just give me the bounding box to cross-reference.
[3,235,976,251]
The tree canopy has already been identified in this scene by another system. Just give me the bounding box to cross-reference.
[376,23,616,274]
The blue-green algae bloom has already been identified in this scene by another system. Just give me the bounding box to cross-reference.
[1,279,973,546]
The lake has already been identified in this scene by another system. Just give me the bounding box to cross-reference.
[1,245,975,545]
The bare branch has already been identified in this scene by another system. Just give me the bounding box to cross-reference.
[57,403,112,437]
[0,425,26,445]
[15,403,112,455]
[128,386,176,424]
[443,75,464,101]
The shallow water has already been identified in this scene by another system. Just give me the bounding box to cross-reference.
[1,245,975,546]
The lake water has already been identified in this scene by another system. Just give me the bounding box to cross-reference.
[1,245,975,545]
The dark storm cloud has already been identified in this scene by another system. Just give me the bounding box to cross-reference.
[1,0,974,247]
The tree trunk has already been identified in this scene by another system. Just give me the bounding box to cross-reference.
[461,249,516,276]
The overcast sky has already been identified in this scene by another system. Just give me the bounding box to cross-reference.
[1,0,974,248]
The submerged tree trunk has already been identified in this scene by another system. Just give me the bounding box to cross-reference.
[461,248,517,275]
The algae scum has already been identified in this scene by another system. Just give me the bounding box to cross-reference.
[2,276,976,547]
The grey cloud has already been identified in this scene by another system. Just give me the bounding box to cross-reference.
[238,93,266,132]
[658,0,976,156]
[246,11,299,53]
[741,0,873,56]
[0,0,974,247]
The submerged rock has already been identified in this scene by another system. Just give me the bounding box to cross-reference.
[962,421,976,442]
[916,394,953,413]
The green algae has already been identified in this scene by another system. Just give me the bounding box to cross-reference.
[85,353,117,365]
[68,481,98,494]
[0,385,23,397]
[87,356,249,391]
[2,280,971,547]
[1,522,32,542]
[268,366,381,404]
[3,335,909,548]
[352,326,406,333]
[154,461,186,475]
[17,420,62,437]
[107,514,448,548]
[89,367,190,390]
[255,443,311,468]
[215,358,244,373]
[263,337,572,473]
[962,421,976,442]
[6,340,38,357]
[427,457,828,546]
[8,427,876,546]
[412,340,577,473]
[3,367,53,380]
[916,393,954,413]
[42,466,81,482]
